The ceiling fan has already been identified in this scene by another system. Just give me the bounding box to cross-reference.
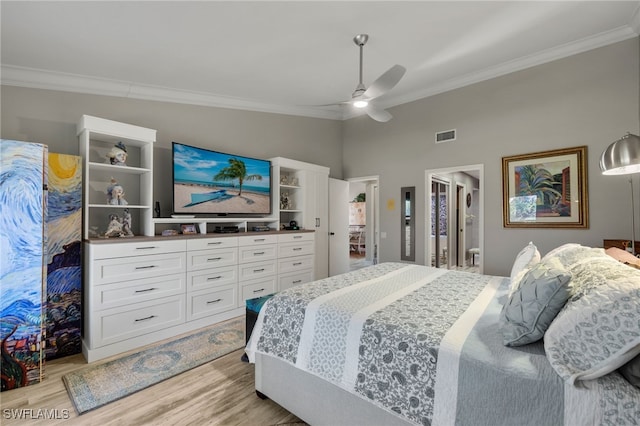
[340,34,406,122]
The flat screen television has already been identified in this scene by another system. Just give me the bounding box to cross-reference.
[172,142,272,216]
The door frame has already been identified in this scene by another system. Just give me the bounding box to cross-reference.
[347,175,380,264]
[425,164,484,273]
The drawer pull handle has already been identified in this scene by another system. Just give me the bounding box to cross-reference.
[207,299,223,304]
[253,268,265,273]
[207,242,222,245]
[134,315,157,322]
[254,251,265,255]
[293,262,303,266]
[294,236,302,239]
[292,280,302,284]
[135,265,157,270]
[207,276,223,281]
[135,287,157,293]
[136,246,158,250]
[253,288,265,293]
[208,257,222,261]
[254,238,265,242]
[293,247,302,251]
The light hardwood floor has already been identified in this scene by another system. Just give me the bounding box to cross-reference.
[1,347,303,425]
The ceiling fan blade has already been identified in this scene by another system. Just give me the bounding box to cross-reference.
[364,104,393,122]
[363,64,406,100]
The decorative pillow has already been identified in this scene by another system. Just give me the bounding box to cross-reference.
[541,243,611,269]
[619,354,640,389]
[509,241,540,292]
[500,258,572,347]
[544,278,640,384]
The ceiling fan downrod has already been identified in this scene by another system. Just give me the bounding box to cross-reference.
[353,34,369,100]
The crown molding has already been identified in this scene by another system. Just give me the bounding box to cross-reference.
[0,65,343,121]
[2,23,637,122]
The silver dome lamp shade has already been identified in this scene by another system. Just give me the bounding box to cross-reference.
[600,132,640,175]
[600,132,640,256]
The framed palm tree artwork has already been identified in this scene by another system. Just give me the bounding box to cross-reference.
[502,146,588,228]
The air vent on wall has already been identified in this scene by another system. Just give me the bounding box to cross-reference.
[435,129,456,143]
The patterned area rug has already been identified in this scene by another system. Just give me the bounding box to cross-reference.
[63,316,244,414]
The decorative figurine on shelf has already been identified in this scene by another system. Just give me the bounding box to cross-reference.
[106,141,128,166]
[280,192,290,210]
[102,210,134,238]
[104,214,124,238]
[121,209,134,237]
[106,177,128,205]
[291,177,299,186]
[280,175,288,185]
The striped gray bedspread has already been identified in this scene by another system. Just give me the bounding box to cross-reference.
[246,263,640,425]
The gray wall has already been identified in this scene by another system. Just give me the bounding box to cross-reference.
[342,38,640,276]
[1,86,343,215]
[2,38,638,276]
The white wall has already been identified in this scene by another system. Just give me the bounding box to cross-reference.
[342,38,640,276]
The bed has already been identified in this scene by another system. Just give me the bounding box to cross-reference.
[245,244,640,425]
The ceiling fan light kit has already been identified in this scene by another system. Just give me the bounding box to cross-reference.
[326,34,406,122]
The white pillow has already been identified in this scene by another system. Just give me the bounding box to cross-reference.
[509,241,541,292]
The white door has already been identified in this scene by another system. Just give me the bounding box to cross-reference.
[329,178,349,276]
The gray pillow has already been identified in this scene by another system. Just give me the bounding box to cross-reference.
[500,259,572,347]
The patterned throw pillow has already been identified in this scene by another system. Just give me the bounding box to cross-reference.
[509,241,541,293]
[544,278,640,384]
[500,258,572,347]
[542,244,638,301]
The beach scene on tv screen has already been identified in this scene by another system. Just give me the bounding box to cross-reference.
[173,143,271,214]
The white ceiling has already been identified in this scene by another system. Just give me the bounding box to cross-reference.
[2,1,639,121]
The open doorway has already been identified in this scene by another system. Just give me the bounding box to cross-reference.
[425,165,483,274]
[347,176,379,271]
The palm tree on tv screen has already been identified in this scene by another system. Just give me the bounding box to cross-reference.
[213,158,262,196]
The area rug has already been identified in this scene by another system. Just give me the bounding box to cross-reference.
[63,316,245,414]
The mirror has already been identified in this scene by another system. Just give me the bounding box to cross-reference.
[401,186,415,261]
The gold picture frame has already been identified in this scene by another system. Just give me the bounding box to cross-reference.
[502,146,588,228]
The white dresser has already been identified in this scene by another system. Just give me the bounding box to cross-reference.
[83,231,314,362]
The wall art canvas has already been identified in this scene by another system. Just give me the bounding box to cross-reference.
[502,146,588,228]
[45,153,82,360]
[1,140,47,391]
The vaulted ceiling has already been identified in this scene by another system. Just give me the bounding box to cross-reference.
[2,1,639,120]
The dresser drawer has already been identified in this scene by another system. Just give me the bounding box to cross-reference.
[187,285,237,321]
[92,252,186,285]
[93,273,185,311]
[239,234,278,246]
[240,276,277,305]
[278,232,314,243]
[279,241,314,258]
[187,247,237,271]
[89,239,186,260]
[186,237,238,251]
[96,295,185,347]
[279,270,314,292]
[239,259,277,281]
[188,265,238,292]
[239,244,277,263]
[278,254,314,274]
